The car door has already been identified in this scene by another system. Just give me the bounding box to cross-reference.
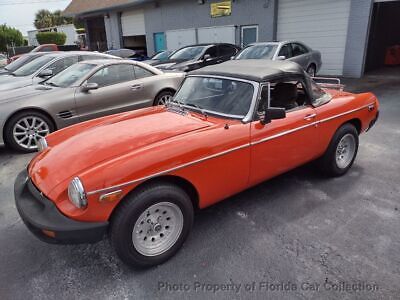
[74,63,146,122]
[289,43,310,70]
[249,79,319,186]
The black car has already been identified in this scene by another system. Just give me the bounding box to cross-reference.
[0,52,50,76]
[152,43,240,72]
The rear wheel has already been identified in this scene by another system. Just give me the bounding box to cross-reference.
[110,183,194,268]
[317,123,359,177]
[4,111,54,152]
[307,64,316,77]
[154,90,174,106]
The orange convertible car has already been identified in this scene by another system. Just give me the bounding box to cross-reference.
[15,60,379,267]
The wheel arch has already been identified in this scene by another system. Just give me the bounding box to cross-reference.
[342,118,362,134]
[109,175,200,221]
[3,107,57,143]
[153,88,176,105]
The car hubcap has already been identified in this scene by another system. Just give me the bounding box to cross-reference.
[132,202,183,256]
[158,94,173,105]
[12,116,50,150]
[335,134,356,169]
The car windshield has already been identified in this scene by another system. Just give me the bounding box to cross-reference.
[4,55,38,72]
[12,55,55,77]
[169,46,206,60]
[45,63,97,88]
[152,51,171,60]
[236,45,277,59]
[172,76,254,118]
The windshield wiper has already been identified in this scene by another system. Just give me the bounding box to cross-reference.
[185,103,208,118]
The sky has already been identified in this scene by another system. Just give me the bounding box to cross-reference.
[0,0,71,36]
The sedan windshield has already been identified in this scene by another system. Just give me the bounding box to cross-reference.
[236,45,277,60]
[5,55,40,72]
[152,51,171,60]
[173,77,254,118]
[169,46,206,61]
[45,63,97,88]
[12,55,55,77]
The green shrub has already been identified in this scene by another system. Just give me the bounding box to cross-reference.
[36,32,66,45]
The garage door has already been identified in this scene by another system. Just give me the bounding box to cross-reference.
[121,9,145,36]
[277,0,351,75]
[197,26,236,44]
[166,29,196,51]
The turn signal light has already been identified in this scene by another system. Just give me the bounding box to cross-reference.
[42,229,56,238]
[99,190,123,203]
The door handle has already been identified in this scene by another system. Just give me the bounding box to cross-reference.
[131,84,142,91]
[304,113,317,121]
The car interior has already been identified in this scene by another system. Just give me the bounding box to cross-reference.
[257,80,309,115]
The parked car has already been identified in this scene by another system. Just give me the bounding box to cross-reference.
[8,43,79,63]
[105,49,149,61]
[0,54,7,67]
[0,51,117,92]
[235,41,322,76]
[0,59,184,152]
[143,50,174,65]
[0,52,50,76]
[14,60,379,267]
[152,43,240,72]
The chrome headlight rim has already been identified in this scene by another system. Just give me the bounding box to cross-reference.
[37,138,48,152]
[68,177,88,209]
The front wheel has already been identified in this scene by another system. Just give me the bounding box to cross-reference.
[4,111,54,152]
[110,183,194,268]
[317,123,359,177]
[154,90,174,106]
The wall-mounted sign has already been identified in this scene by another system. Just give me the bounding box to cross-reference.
[211,1,232,18]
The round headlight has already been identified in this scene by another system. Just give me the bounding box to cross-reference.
[68,177,88,208]
[37,138,48,152]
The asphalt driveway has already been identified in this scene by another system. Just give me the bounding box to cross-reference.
[0,69,399,300]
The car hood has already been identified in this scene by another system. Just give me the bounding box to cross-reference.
[0,84,53,104]
[29,108,211,197]
[0,75,32,91]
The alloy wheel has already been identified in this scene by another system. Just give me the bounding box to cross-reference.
[12,116,50,150]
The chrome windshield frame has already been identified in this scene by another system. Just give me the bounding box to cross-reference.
[180,74,260,123]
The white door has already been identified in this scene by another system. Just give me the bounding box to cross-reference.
[277,0,351,75]
[197,26,236,44]
[166,29,197,51]
[121,9,145,36]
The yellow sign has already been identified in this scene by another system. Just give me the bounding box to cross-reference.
[211,1,232,18]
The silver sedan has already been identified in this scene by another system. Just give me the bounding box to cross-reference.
[235,41,322,76]
[0,60,184,152]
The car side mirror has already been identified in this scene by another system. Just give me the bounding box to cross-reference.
[260,107,286,125]
[203,54,212,61]
[38,69,53,78]
[81,82,99,92]
[276,55,286,60]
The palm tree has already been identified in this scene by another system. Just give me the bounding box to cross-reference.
[34,9,53,29]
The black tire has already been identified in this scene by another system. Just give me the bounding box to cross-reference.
[307,64,316,77]
[110,183,194,268]
[4,110,55,153]
[317,123,359,177]
[154,90,174,106]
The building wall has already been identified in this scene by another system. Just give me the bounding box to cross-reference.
[342,0,373,77]
[144,0,276,55]
[104,12,123,50]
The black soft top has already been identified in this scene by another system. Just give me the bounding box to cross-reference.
[189,59,305,82]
